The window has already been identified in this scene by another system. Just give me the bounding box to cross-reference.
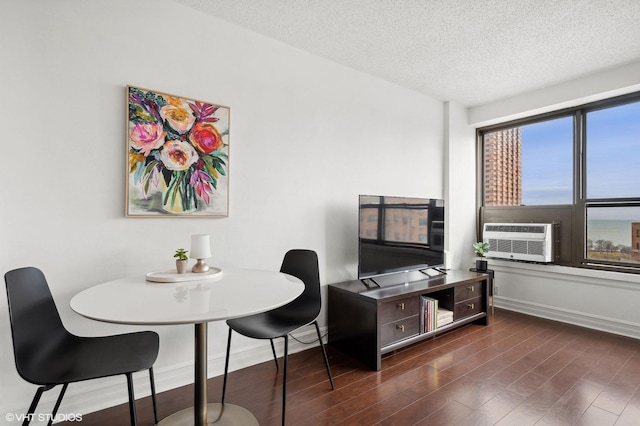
[479,93,640,272]
[586,205,640,265]
[482,116,573,206]
[586,102,640,199]
[583,100,640,268]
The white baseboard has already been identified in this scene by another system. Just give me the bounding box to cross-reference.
[495,296,640,339]
[7,325,325,423]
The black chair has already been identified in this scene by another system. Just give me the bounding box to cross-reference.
[5,267,159,426]
[222,249,334,425]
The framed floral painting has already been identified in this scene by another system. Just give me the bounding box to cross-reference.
[126,86,229,217]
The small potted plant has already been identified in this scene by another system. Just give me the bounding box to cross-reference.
[473,241,490,271]
[174,248,189,274]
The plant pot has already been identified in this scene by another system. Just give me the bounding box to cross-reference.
[176,259,188,274]
[475,259,488,272]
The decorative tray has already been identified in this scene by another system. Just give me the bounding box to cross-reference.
[145,267,223,283]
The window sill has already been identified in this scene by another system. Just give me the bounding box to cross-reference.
[486,258,640,290]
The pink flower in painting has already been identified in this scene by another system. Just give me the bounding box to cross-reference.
[190,169,213,204]
[160,140,199,171]
[160,97,196,134]
[130,122,166,156]
[189,122,223,154]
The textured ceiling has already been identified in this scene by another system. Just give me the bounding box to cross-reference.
[171,0,640,106]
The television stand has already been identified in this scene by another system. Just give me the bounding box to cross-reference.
[328,269,489,370]
[360,269,441,289]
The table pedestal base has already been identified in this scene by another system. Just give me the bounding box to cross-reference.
[157,403,258,426]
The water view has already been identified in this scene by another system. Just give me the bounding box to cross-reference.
[587,219,640,264]
[587,220,635,246]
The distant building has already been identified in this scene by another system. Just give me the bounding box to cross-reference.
[632,222,640,261]
[483,128,522,206]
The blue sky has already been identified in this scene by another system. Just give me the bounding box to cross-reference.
[521,116,573,205]
[586,102,640,199]
[521,101,640,207]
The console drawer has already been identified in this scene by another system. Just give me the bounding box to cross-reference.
[380,315,419,347]
[455,282,482,302]
[379,296,419,324]
[454,297,482,319]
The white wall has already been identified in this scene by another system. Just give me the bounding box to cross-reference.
[0,0,449,419]
[468,64,640,340]
[444,102,477,270]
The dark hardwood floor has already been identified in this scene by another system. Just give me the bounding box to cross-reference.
[58,309,640,425]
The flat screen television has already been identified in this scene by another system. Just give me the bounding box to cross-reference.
[358,195,445,280]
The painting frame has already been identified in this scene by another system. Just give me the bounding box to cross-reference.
[125,86,230,218]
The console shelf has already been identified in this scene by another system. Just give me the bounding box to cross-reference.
[328,269,489,370]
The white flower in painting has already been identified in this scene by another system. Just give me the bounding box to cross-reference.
[160,97,196,134]
[160,140,199,171]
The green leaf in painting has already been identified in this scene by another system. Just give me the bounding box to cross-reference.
[142,160,158,178]
[163,120,182,141]
[204,162,217,179]
[211,150,228,160]
[129,104,155,123]
[143,175,151,195]
[212,159,226,176]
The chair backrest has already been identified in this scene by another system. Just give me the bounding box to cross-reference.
[277,249,322,323]
[5,267,69,384]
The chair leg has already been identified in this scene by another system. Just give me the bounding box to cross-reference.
[149,367,158,424]
[270,338,279,370]
[126,373,138,426]
[222,327,232,405]
[282,335,288,426]
[47,384,68,426]
[24,385,49,426]
[314,321,335,389]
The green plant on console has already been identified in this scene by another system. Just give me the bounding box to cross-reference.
[473,241,490,257]
[174,248,189,261]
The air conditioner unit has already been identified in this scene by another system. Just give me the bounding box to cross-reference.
[482,223,555,263]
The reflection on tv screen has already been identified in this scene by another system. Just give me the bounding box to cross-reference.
[358,195,445,279]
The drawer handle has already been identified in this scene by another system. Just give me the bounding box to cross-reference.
[397,302,405,310]
[467,285,475,292]
[396,324,405,332]
[467,303,475,309]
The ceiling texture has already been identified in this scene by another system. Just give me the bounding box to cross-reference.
[172,0,640,107]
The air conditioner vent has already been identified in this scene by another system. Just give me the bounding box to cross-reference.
[483,223,554,263]
[529,241,544,256]
[484,224,546,233]
[512,240,528,254]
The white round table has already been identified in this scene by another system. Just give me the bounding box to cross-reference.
[70,268,304,426]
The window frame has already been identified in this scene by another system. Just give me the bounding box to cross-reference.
[477,91,640,274]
